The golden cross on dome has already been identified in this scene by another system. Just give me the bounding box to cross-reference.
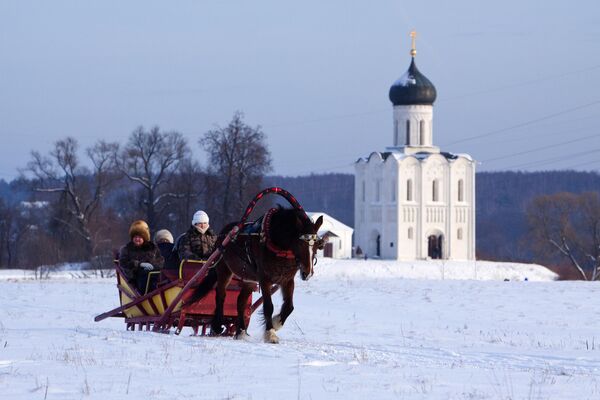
[410,30,417,57]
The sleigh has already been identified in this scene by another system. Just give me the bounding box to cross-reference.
[94,259,261,335]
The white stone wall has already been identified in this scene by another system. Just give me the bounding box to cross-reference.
[393,105,434,149]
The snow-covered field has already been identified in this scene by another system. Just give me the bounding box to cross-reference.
[1,259,599,399]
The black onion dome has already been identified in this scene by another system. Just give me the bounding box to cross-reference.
[389,58,437,106]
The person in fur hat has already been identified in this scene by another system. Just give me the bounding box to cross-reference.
[176,210,217,261]
[119,220,164,293]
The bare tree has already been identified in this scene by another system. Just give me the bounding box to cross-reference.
[163,159,207,234]
[116,126,190,228]
[200,112,272,225]
[24,137,118,259]
[527,192,600,280]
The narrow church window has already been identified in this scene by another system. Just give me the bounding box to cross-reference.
[375,180,381,202]
[420,120,425,145]
[408,227,413,239]
[394,120,399,146]
[432,180,439,202]
[458,179,464,202]
[390,242,394,247]
[406,120,410,145]
[361,180,365,202]
[457,228,463,240]
[391,179,396,202]
[407,179,413,201]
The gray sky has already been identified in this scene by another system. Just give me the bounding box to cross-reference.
[1,1,600,180]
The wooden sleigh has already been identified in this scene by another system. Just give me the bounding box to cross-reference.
[95,259,261,336]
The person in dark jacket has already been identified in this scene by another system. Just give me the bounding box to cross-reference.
[155,229,179,270]
[119,220,164,294]
[177,210,219,307]
[177,210,217,261]
[154,229,174,257]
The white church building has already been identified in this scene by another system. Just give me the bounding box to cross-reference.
[354,33,476,260]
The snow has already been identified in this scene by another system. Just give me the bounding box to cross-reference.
[393,71,416,87]
[1,259,599,399]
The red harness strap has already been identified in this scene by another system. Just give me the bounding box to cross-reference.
[262,208,296,259]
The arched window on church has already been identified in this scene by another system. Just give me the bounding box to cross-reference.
[375,180,381,202]
[408,227,413,239]
[361,180,365,202]
[391,179,396,202]
[432,180,439,202]
[420,120,425,145]
[406,120,410,145]
[394,120,399,146]
[458,179,464,202]
[406,179,413,201]
[457,228,463,240]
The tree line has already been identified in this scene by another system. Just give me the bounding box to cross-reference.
[3,134,600,280]
[0,112,271,269]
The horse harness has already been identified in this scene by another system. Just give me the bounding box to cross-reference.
[231,208,320,278]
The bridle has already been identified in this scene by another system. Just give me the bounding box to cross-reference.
[298,233,320,280]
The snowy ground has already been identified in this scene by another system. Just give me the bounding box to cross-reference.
[1,259,599,399]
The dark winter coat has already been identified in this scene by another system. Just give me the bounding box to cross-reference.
[119,241,164,282]
[177,225,217,261]
[157,242,179,270]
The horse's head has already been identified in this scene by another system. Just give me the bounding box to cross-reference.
[295,214,323,281]
[266,208,324,281]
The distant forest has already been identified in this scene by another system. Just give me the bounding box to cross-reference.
[268,170,600,266]
[2,170,600,271]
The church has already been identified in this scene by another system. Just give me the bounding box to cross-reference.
[354,32,476,260]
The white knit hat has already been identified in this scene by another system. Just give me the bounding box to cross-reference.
[154,229,174,244]
[192,210,209,225]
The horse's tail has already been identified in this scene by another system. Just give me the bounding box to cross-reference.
[183,268,217,305]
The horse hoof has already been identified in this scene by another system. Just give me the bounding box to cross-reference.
[235,330,250,341]
[272,314,283,331]
[264,329,279,344]
[210,325,226,336]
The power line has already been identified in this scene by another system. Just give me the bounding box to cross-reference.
[263,63,600,132]
[442,99,600,147]
[504,148,600,170]
[440,64,600,102]
[481,132,600,164]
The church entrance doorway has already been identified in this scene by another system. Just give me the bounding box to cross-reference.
[369,230,381,258]
[428,234,443,259]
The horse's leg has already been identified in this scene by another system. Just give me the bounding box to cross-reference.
[273,279,294,331]
[234,283,254,340]
[211,264,233,335]
[261,281,279,343]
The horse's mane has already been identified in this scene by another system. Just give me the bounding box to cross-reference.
[268,206,308,250]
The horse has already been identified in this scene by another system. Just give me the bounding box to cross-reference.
[204,207,323,343]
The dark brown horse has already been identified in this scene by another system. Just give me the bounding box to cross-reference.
[209,207,323,343]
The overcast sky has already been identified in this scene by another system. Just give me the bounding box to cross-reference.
[1,1,600,180]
